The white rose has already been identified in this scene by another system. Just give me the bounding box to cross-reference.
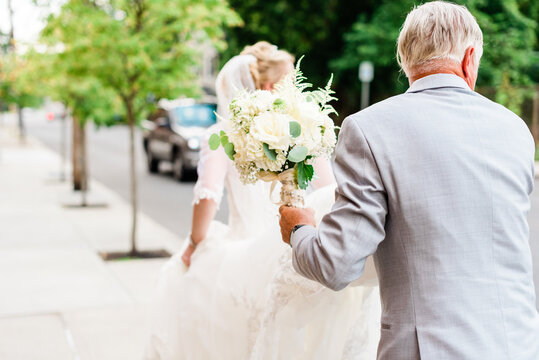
[290,101,325,152]
[251,112,292,151]
[296,101,324,128]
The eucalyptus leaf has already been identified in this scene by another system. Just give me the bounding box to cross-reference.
[220,134,229,146]
[224,142,235,160]
[289,121,301,138]
[209,133,221,150]
[287,146,308,163]
[263,143,277,161]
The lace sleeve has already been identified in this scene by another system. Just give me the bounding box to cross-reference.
[192,124,228,207]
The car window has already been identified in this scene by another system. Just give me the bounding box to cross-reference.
[173,104,217,128]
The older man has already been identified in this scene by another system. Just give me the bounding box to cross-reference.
[279,1,539,359]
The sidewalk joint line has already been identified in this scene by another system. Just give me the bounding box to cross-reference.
[58,313,81,360]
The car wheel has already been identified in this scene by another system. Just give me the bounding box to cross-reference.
[147,151,159,173]
[173,152,186,181]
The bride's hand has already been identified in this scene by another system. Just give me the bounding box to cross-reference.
[181,244,196,267]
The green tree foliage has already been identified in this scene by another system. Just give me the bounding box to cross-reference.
[42,0,240,124]
[223,0,380,113]
[0,52,45,139]
[41,0,241,254]
[32,51,120,127]
[0,53,44,109]
[333,0,538,115]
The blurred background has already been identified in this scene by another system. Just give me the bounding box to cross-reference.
[0,0,538,359]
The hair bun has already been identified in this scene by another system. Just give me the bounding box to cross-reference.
[240,41,294,89]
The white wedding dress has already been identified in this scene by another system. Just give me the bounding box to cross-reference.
[145,55,381,360]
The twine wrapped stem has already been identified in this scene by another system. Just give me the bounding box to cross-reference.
[257,168,305,208]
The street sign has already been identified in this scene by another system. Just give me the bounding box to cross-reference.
[359,61,374,83]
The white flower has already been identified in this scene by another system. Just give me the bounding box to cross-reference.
[289,102,324,153]
[255,150,287,172]
[321,115,337,150]
[220,63,338,187]
[251,112,292,151]
[229,130,263,163]
[296,101,324,126]
[252,90,276,112]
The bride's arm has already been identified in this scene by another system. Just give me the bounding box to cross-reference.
[311,157,336,190]
[182,125,228,266]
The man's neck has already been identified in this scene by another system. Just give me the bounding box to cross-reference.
[409,67,465,84]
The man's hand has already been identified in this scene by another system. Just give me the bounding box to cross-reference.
[279,206,316,245]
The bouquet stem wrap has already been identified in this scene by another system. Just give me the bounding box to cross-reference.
[257,169,305,208]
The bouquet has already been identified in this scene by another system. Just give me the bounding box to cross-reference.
[209,59,338,207]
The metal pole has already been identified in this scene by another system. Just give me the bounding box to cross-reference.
[359,61,374,110]
[361,81,370,110]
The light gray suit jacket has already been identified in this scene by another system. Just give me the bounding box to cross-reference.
[291,74,539,359]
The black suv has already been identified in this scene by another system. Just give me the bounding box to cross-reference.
[142,101,217,181]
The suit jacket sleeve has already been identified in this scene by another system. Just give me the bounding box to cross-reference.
[291,116,388,291]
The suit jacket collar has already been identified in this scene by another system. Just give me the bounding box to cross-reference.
[406,73,471,93]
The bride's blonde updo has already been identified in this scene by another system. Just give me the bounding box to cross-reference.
[240,41,294,89]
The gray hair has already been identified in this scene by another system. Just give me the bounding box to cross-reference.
[397,1,483,76]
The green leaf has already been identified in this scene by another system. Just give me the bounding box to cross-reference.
[273,98,285,109]
[274,98,284,106]
[224,142,235,160]
[289,121,301,138]
[262,143,277,161]
[209,133,221,150]
[296,161,314,190]
[287,146,308,163]
[220,134,229,146]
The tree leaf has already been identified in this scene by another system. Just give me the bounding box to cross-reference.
[263,143,277,161]
[289,121,301,138]
[224,142,235,160]
[287,146,308,163]
[209,133,221,150]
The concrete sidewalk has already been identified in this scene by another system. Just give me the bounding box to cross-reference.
[0,125,184,360]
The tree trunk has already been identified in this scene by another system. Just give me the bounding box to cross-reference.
[80,120,88,206]
[532,86,539,147]
[126,99,138,255]
[17,105,25,143]
[72,116,87,194]
[59,110,67,181]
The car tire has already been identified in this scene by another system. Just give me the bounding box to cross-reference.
[173,152,186,181]
[147,151,159,173]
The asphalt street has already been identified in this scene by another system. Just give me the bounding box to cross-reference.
[22,109,539,309]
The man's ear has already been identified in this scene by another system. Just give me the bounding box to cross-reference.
[461,46,477,90]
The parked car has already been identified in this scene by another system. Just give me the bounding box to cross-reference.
[142,100,217,181]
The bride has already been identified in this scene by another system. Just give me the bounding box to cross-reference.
[145,41,381,360]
